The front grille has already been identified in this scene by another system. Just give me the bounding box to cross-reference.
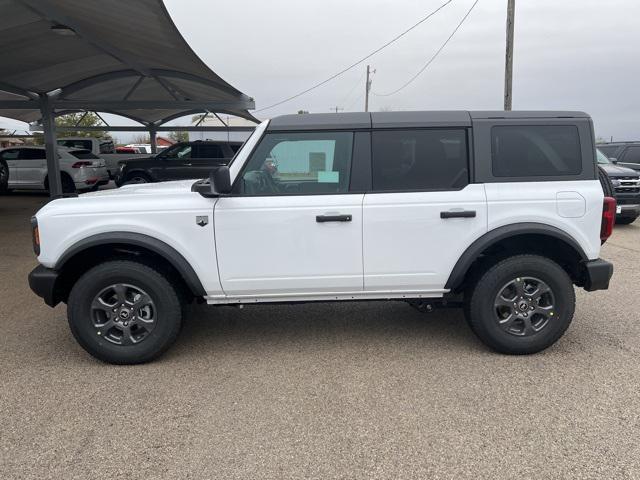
[614,176,640,194]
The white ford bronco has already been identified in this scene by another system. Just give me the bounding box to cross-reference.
[29,111,615,364]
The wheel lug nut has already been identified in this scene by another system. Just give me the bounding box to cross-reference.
[523,313,528,317]
[124,322,128,326]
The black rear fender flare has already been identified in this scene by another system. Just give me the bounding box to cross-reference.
[445,222,588,291]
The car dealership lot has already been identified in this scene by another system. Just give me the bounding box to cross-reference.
[2,195,639,479]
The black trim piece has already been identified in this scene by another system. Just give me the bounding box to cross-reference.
[440,210,476,219]
[316,214,352,223]
[28,265,60,307]
[582,259,613,291]
[444,223,589,290]
[349,131,372,192]
[55,232,207,297]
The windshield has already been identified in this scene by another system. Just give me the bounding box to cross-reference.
[596,148,610,165]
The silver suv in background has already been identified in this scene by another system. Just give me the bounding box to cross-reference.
[0,146,109,194]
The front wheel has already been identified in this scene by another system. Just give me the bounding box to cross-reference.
[122,172,151,185]
[465,255,575,355]
[67,260,183,364]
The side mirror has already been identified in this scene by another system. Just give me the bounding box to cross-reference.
[609,157,618,164]
[210,166,231,195]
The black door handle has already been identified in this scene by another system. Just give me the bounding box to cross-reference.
[316,214,352,223]
[440,210,476,219]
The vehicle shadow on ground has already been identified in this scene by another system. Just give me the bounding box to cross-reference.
[167,301,481,360]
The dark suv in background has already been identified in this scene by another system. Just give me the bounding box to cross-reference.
[597,141,640,172]
[597,148,640,224]
[115,140,243,185]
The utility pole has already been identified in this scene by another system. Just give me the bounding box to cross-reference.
[503,0,515,110]
[365,65,375,112]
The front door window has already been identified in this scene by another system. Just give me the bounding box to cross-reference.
[237,131,353,195]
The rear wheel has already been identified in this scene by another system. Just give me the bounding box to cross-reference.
[44,173,76,194]
[67,260,183,364]
[465,255,575,354]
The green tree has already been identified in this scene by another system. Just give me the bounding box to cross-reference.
[168,131,188,143]
[33,112,109,145]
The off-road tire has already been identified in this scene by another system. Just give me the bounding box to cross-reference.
[465,254,575,354]
[67,260,183,364]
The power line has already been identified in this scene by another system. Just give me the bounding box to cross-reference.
[254,0,454,113]
[373,0,480,97]
[339,70,366,106]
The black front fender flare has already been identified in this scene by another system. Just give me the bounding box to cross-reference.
[56,232,206,297]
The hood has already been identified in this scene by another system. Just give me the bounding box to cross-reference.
[599,163,639,177]
[80,180,198,198]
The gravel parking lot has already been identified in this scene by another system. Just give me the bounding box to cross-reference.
[2,194,639,479]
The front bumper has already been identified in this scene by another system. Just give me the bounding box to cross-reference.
[28,265,61,307]
[616,204,640,220]
[582,259,613,292]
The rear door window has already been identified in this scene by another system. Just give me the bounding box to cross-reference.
[491,125,582,177]
[195,144,224,159]
[371,129,468,191]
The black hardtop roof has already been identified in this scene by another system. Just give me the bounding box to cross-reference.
[267,110,590,131]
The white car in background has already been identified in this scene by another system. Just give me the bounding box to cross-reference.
[0,146,109,193]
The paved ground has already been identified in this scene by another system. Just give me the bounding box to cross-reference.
[1,194,639,479]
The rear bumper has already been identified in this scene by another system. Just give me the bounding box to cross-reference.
[28,265,61,307]
[582,259,613,292]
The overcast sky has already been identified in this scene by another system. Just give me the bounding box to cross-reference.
[2,0,639,141]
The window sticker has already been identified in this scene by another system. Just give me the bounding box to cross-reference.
[317,171,339,183]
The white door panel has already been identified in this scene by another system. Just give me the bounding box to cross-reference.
[215,194,364,296]
[485,180,603,259]
[363,184,488,291]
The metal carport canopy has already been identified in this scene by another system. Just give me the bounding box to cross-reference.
[0,0,256,197]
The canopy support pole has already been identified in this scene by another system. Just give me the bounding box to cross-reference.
[149,126,157,154]
[39,93,62,199]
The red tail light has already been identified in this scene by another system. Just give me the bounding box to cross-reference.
[71,161,92,168]
[601,196,616,244]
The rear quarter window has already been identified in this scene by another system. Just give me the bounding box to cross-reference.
[491,125,582,177]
